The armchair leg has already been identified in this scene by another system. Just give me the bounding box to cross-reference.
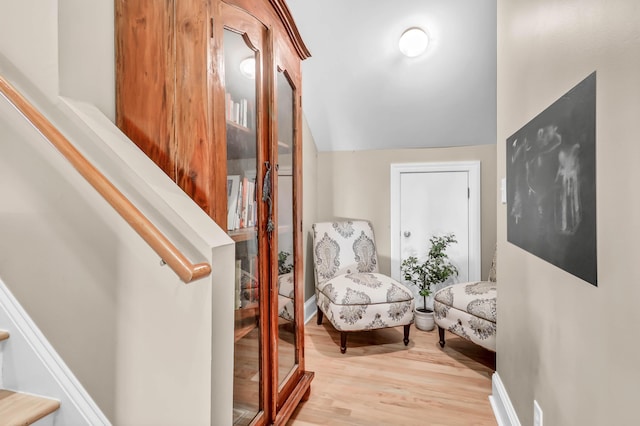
[316,307,323,325]
[340,332,347,354]
[438,326,446,348]
[403,324,410,346]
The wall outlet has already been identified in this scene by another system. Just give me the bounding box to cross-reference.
[533,400,543,426]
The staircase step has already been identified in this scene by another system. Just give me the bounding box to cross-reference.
[0,389,60,425]
[0,330,9,342]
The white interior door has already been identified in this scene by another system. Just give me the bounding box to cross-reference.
[400,170,470,284]
[390,162,481,294]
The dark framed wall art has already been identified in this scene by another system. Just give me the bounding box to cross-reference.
[507,72,597,286]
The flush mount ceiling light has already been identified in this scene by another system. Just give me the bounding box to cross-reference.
[399,27,429,58]
[239,57,256,79]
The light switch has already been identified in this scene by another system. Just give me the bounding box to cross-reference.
[500,178,507,204]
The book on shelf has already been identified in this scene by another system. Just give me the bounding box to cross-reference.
[227,175,240,231]
[234,259,242,309]
[235,179,243,230]
[225,92,253,129]
[241,176,248,228]
[227,173,257,231]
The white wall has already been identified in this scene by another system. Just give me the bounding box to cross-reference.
[497,1,640,424]
[317,144,497,279]
[0,274,108,425]
[302,115,319,305]
[0,0,115,119]
[59,0,116,121]
[0,0,60,100]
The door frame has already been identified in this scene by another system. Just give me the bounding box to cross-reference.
[390,161,482,282]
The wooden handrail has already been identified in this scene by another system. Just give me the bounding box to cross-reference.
[0,75,211,283]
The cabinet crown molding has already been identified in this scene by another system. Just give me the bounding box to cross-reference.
[268,0,311,59]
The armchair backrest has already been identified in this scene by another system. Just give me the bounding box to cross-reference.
[487,246,497,282]
[311,220,379,286]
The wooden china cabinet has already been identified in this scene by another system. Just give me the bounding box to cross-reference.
[115,0,313,424]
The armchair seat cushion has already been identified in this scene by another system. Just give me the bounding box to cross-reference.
[318,272,414,305]
[278,272,294,298]
[434,281,497,323]
[316,272,414,332]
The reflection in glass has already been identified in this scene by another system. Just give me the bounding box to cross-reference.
[276,70,297,387]
[224,29,260,426]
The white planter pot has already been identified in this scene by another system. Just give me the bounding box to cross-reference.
[414,308,435,331]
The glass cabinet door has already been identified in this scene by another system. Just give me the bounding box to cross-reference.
[275,69,297,389]
[223,22,264,426]
[220,3,309,423]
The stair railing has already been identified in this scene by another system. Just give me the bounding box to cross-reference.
[0,75,211,283]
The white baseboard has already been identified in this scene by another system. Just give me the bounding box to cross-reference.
[489,372,521,426]
[304,295,317,325]
[0,278,110,425]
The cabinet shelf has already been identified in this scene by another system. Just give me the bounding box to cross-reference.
[227,120,252,132]
[229,227,257,242]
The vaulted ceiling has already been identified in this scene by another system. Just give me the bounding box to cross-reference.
[287,0,497,152]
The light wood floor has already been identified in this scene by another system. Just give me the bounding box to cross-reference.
[287,316,497,426]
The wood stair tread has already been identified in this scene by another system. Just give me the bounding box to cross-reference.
[0,330,9,342]
[0,389,60,425]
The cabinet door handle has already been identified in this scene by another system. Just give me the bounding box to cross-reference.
[262,161,274,236]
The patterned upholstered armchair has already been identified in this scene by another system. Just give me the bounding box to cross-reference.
[433,250,497,352]
[277,272,294,321]
[311,220,415,353]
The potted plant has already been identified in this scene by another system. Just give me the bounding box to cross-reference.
[401,233,459,331]
[278,251,293,275]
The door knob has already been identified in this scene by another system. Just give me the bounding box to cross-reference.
[403,231,411,237]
